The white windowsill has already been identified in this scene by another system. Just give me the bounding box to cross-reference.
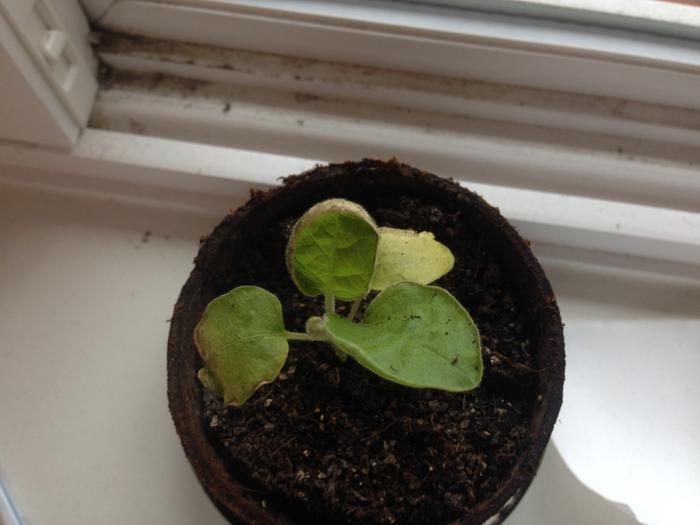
[1,158,698,525]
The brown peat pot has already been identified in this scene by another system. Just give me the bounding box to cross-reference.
[168,159,565,525]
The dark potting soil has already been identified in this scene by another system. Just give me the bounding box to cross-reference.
[200,189,539,525]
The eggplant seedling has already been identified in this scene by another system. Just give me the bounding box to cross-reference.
[195,199,483,406]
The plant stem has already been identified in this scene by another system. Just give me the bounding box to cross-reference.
[290,317,347,363]
[347,299,362,321]
[324,293,335,315]
[285,331,323,342]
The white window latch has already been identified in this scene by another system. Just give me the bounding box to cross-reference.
[0,0,97,128]
[41,29,68,63]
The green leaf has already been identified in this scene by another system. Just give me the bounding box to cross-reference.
[286,199,379,301]
[324,282,482,391]
[194,286,289,406]
[371,227,455,290]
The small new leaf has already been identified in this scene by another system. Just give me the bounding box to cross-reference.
[371,227,455,290]
[286,199,379,301]
[324,282,482,391]
[194,286,289,406]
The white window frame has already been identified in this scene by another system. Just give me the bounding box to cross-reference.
[0,0,97,147]
[2,0,699,268]
[94,0,700,109]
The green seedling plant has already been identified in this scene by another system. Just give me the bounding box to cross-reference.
[195,199,483,406]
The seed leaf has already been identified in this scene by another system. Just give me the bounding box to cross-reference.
[287,199,379,301]
[371,227,455,290]
[194,286,288,406]
[324,282,482,391]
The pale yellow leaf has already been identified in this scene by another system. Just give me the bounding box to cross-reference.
[371,227,455,290]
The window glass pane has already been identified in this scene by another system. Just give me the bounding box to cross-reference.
[391,0,700,38]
